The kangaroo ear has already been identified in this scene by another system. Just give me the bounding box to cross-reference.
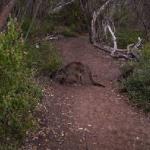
[59,77,65,84]
[50,71,56,78]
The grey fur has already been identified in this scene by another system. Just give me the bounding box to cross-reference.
[51,62,105,87]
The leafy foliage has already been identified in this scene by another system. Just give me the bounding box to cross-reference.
[12,0,91,42]
[0,18,41,148]
[117,29,143,49]
[47,0,87,36]
[122,43,150,112]
[27,41,62,73]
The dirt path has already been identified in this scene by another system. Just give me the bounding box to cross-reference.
[23,36,150,150]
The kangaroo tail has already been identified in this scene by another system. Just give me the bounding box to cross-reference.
[89,71,105,87]
[92,82,105,87]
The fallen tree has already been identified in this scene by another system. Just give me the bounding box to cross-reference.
[80,0,143,60]
[47,0,143,60]
[90,0,142,60]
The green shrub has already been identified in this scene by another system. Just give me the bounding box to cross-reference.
[21,18,57,38]
[47,0,87,35]
[122,43,150,112]
[61,26,78,37]
[0,18,41,148]
[27,41,62,73]
[20,1,87,38]
[117,29,143,49]
[21,17,33,36]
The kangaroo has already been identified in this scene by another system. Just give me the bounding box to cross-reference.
[50,62,105,87]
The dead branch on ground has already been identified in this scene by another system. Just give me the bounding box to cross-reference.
[90,0,142,60]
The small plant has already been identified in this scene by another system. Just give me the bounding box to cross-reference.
[61,26,78,37]
[27,41,62,73]
[117,29,143,49]
[21,17,34,36]
[0,18,41,148]
[122,43,150,112]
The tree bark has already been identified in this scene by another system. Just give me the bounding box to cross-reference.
[0,0,17,30]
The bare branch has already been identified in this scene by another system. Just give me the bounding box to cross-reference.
[51,0,75,14]
[90,0,143,60]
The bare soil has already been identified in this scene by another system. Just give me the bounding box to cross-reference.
[22,36,150,150]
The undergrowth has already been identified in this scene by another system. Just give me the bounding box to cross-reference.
[0,18,41,149]
[21,0,87,38]
[121,43,150,112]
[117,29,143,49]
[27,41,62,74]
[0,17,62,149]
[49,0,87,34]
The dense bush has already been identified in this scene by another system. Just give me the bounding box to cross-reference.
[117,29,143,49]
[21,18,54,38]
[46,1,87,36]
[0,18,41,148]
[16,1,87,38]
[122,43,150,112]
[27,41,62,73]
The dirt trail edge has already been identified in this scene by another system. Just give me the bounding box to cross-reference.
[23,36,150,150]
